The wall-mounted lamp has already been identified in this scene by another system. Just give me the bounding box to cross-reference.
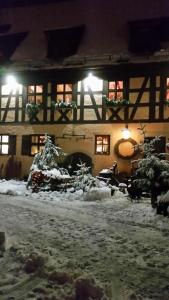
[122,124,131,139]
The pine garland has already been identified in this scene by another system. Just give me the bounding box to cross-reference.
[103,96,129,106]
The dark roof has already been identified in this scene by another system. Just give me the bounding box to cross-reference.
[44,25,85,61]
[0,32,28,60]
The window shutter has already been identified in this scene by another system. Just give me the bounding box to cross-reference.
[8,135,16,155]
[21,135,31,155]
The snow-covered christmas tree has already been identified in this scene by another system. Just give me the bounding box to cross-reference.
[72,161,111,200]
[72,162,95,193]
[134,125,169,208]
[27,134,69,192]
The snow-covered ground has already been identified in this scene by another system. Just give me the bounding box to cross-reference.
[0,180,169,300]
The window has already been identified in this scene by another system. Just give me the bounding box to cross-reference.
[22,135,55,156]
[95,135,110,155]
[44,25,85,60]
[27,85,43,104]
[0,135,16,155]
[56,83,73,104]
[108,81,124,101]
[166,78,169,100]
[0,135,9,154]
[30,135,45,155]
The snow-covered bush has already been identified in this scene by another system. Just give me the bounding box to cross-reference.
[72,162,101,193]
[27,134,69,192]
[72,162,112,200]
[84,187,111,201]
[157,191,169,216]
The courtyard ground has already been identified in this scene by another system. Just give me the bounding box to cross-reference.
[0,180,169,300]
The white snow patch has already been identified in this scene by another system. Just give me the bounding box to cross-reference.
[0,179,27,196]
[84,187,111,201]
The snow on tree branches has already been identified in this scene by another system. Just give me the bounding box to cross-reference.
[133,125,169,208]
[27,134,69,192]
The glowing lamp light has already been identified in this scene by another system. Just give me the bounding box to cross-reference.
[84,72,103,91]
[6,75,19,94]
[122,125,131,139]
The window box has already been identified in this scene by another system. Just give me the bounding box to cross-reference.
[25,103,43,122]
[103,96,129,107]
[52,101,77,110]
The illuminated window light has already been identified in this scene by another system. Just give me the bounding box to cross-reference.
[122,125,131,139]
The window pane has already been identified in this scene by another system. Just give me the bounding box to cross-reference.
[31,136,38,143]
[65,84,72,92]
[109,81,116,89]
[39,136,45,143]
[103,145,108,153]
[117,81,123,89]
[2,144,8,154]
[28,96,35,103]
[39,146,44,152]
[97,136,102,141]
[31,145,38,155]
[57,84,64,92]
[96,145,102,152]
[65,94,72,102]
[2,135,9,143]
[36,85,43,93]
[109,92,115,100]
[103,137,108,144]
[28,86,35,93]
[35,95,43,104]
[56,95,64,101]
[117,92,123,100]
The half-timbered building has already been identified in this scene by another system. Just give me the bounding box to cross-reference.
[0,0,169,178]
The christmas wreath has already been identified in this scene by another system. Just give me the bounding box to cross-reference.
[114,138,138,160]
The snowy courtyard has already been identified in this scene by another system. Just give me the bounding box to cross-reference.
[0,180,169,300]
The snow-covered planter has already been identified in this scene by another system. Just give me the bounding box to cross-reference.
[118,183,127,194]
[83,187,111,201]
[25,103,42,122]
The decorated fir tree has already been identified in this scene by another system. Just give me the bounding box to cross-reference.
[73,161,100,193]
[27,134,66,191]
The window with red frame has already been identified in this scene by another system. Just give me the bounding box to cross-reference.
[56,83,73,104]
[108,81,124,101]
[27,85,43,104]
[95,135,110,155]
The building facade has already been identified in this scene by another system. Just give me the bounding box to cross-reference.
[0,0,169,178]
